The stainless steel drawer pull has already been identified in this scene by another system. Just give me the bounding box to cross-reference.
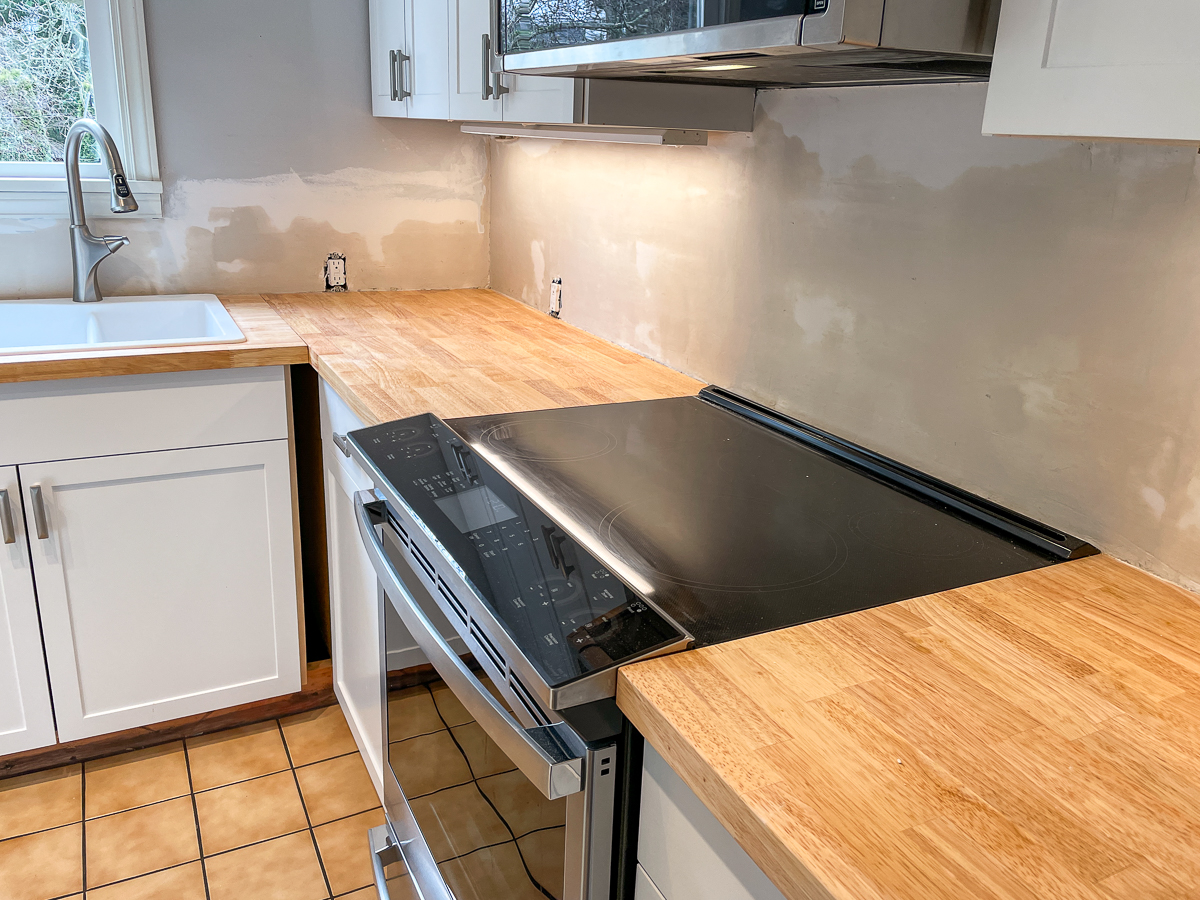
[355,490,584,800]
[333,433,351,457]
[0,490,14,544]
[29,485,49,540]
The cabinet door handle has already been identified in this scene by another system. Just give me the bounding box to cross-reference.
[481,33,493,100]
[29,484,49,540]
[0,490,14,545]
[389,48,411,101]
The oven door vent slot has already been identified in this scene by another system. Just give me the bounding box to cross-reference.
[410,543,436,581]
[437,576,468,624]
[388,512,410,546]
[470,623,506,674]
[508,672,551,727]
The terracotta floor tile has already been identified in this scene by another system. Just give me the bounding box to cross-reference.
[409,783,509,862]
[388,731,472,798]
[478,769,567,838]
[518,825,567,898]
[313,807,386,896]
[206,830,330,900]
[282,705,359,766]
[187,721,291,791]
[440,841,549,900]
[85,796,199,888]
[387,686,445,742]
[196,770,308,854]
[0,822,82,900]
[337,870,416,899]
[452,722,516,778]
[85,861,206,900]
[430,683,472,727]
[85,742,190,818]
[0,764,81,840]
[296,753,380,825]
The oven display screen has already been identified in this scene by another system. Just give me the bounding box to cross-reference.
[434,485,518,534]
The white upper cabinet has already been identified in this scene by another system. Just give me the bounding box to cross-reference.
[0,467,56,756]
[501,72,578,125]
[983,0,1200,141]
[449,0,503,121]
[370,0,451,119]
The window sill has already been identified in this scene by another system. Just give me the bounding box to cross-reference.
[0,177,163,219]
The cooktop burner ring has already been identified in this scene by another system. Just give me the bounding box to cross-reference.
[481,418,618,462]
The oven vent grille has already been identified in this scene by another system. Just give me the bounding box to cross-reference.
[508,672,551,727]
[470,623,506,674]
[410,543,436,581]
[389,513,410,545]
[437,576,468,624]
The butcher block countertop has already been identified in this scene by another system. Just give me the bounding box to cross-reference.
[617,554,1200,900]
[0,295,309,383]
[261,289,703,424]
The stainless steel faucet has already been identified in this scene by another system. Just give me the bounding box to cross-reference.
[65,119,138,303]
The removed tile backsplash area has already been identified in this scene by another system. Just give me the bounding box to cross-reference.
[488,81,1200,594]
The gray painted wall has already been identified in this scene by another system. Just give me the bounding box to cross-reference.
[489,83,1200,591]
[0,0,489,299]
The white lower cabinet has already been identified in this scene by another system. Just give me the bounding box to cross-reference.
[26,442,300,741]
[0,367,301,750]
[0,466,56,755]
[638,743,786,900]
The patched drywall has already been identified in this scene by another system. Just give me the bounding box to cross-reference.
[488,83,1200,590]
[0,0,488,298]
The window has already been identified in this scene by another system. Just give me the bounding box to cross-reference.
[0,0,160,216]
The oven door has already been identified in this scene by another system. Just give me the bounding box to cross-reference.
[356,491,615,900]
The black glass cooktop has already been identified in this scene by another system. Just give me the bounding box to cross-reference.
[352,390,1091,689]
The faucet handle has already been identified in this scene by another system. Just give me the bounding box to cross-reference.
[101,235,131,252]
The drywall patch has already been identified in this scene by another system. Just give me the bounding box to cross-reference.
[793,294,854,346]
[1141,486,1167,520]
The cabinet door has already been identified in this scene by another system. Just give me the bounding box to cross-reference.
[25,442,301,741]
[0,467,56,756]
[982,0,1200,141]
[370,0,410,117]
[503,72,580,124]
[323,433,387,799]
[449,0,503,121]
[406,0,451,119]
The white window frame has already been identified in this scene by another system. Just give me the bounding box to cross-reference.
[0,0,162,217]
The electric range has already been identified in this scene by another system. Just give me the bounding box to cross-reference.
[349,386,1095,900]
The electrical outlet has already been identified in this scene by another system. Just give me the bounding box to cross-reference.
[325,253,347,292]
[549,278,563,318]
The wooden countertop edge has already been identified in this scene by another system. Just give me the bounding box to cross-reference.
[618,669,842,900]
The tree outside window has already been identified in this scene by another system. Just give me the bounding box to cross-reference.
[0,0,98,164]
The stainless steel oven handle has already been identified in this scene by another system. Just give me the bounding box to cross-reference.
[371,810,455,900]
[354,490,584,800]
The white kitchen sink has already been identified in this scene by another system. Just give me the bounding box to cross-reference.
[0,294,246,355]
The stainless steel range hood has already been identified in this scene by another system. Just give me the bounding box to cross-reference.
[498,0,1000,89]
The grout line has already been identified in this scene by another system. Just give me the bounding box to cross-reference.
[0,818,85,845]
[182,737,213,900]
[80,762,87,896]
[197,825,312,860]
[277,719,335,900]
[82,859,199,894]
[290,749,361,771]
